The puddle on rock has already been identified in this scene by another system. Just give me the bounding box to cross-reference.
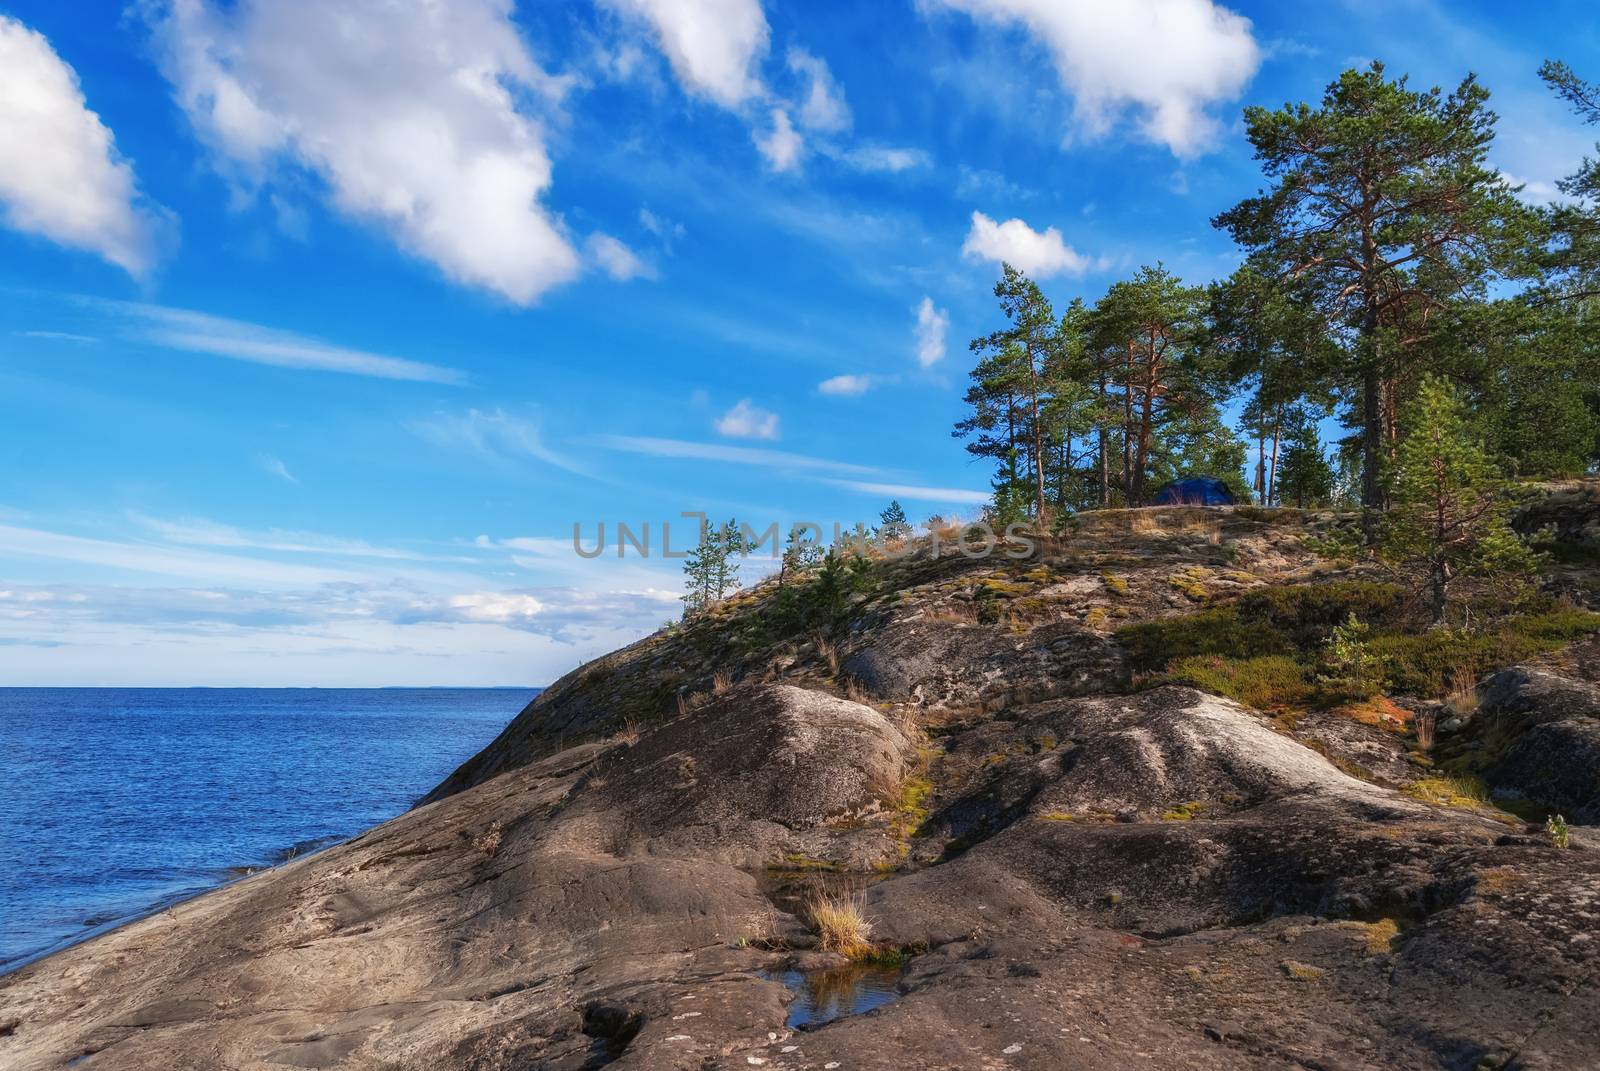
[767,963,906,1030]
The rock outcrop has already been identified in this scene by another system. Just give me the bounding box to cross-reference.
[5,506,1600,1070]
[1479,666,1600,823]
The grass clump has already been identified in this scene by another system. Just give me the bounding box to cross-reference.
[1281,960,1326,981]
[806,889,874,959]
[1167,655,1314,710]
[1102,572,1130,596]
[1160,800,1206,821]
[1548,814,1571,849]
[1404,775,1490,809]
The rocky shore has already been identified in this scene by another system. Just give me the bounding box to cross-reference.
[4,502,1599,1070]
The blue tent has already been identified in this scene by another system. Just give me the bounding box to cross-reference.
[1152,477,1236,506]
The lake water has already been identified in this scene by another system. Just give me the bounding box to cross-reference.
[0,687,531,973]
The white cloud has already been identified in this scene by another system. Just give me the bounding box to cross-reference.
[638,207,686,250]
[787,47,850,133]
[913,297,950,367]
[131,514,465,563]
[605,0,769,108]
[410,407,588,476]
[447,591,544,624]
[254,453,296,483]
[837,145,931,173]
[16,330,97,343]
[0,16,165,274]
[822,479,990,505]
[754,108,803,172]
[1498,169,1560,204]
[961,211,1091,278]
[598,435,878,476]
[927,0,1260,156]
[715,397,780,440]
[142,0,580,304]
[586,232,657,280]
[818,374,872,396]
[104,300,462,383]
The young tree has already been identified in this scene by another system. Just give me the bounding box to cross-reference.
[1378,376,1538,625]
[1276,420,1336,508]
[680,518,752,617]
[776,525,822,590]
[1215,63,1532,517]
[877,500,911,543]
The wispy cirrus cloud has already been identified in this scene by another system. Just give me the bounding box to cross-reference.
[254,452,296,483]
[409,407,590,476]
[129,513,471,563]
[597,434,878,476]
[821,478,990,505]
[96,299,463,383]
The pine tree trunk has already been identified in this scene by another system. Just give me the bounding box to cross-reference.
[1267,406,1283,507]
[1097,374,1110,507]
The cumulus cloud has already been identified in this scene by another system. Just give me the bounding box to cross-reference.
[961,211,1092,278]
[141,0,580,304]
[818,373,872,396]
[446,591,544,624]
[0,15,166,274]
[787,47,849,132]
[754,108,803,172]
[913,297,950,367]
[927,0,1260,156]
[586,232,656,280]
[715,398,780,440]
[605,0,769,108]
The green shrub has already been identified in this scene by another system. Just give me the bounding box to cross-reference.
[1117,582,1404,672]
[1369,610,1600,696]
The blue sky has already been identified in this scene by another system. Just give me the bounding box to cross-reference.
[0,0,1595,686]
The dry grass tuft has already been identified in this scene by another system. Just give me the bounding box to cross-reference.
[675,691,690,719]
[806,888,873,959]
[471,821,504,859]
[814,631,841,676]
[1446,666,1480,716]
[712,670,732,694]
[1413,708,1437,751]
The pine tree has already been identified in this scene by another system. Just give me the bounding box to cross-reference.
[1276,420,1336,508]
[877,500,910,543]
[777,525,822,589]
[1085,265,1212,505]
[1379,376,1538,625]
[680,518,752,618]
[1215,63,1533,516]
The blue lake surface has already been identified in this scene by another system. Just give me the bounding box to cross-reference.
[0,687,531,972]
